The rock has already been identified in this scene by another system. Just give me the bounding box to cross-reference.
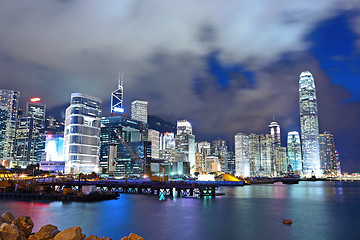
[53,226,86,240]
[128,233,143,240]
[102,237,112,240]
[29,224,60,240]
[1,212,15,223]
[0,222,19,240]
[85,235,101,240]
[12,216,34,237]
[120,237,129,240]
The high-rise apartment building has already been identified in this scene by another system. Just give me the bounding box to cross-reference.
[0,89,20,163]
[234,133,250,177]
[319,131,337,176]
[175,120,195,175]
[111,74,124,113]
[287,131,302,175]
[64,93,102,174]
[131,100,148,124]
[299,71,321,177]
[249,133,260,176]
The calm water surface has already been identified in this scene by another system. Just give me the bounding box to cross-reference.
[1,181,360,240]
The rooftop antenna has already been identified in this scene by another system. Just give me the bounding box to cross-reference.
[118,72,124,88]
[272,113,276,122]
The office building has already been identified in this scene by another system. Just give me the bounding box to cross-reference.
[299,71,321,177]
[319,131,337,176]
[212,139,229,173]
[234,133,250,177]
[274,146,287,175]
[259,134,274,177]
[175,120,195,175]
[0,89,20,163]
[64,93,102,174]
[249,133,260,176]
[287,131,302,175]
[39,134,65,172]
[195,141,211,173]
[159,132,175,162]
[131,100,148,124]
[111,73,124,113]
[148,129,160,159]
[269,120,281,149]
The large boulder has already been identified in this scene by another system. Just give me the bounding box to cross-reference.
[0,222,19,240]
[85,235,101,240]
[12,216,34,237]
[53,226,86,240]
[128,233,144,240]
[102,237,112,240]
[28,224,60,240]
[1,212,15,223]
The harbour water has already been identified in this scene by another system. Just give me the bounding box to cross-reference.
[1,181,360,240]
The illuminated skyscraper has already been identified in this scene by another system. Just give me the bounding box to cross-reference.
[175,120,195,175]
[159,132,175,162]
[268,120,281,149]
[196,141,211,173]
[319,131,337,176]
[234,133,250,177]
[0,89,20,162]
[248,133,260,176]
[259,134,274,177]
[131,100,148,124]
[111,73,124,113]
[148,129,160,159]
[64,93,102,174]
[299,71,321,177]
[287,131,302,175]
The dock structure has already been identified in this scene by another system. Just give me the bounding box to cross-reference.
[33,180,222,198]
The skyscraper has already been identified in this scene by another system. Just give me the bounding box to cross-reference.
[211,139,229,173]
[175,120,195,175]
[287,131,302,175]
[259,134,274,177]
[64,93,102,174]
[248,133,260,176]
[299,71,321,177]
[0,89,20,162]
[319,131,337,176]
[14,98,46,167]
[111,73,124,113]
[148,129,160,159]
[131,100,148,124]
[234,133,250,177]
[268,120,281,149]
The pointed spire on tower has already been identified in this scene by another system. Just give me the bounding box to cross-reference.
[118,72,124,89]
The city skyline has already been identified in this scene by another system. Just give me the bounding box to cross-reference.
[0,1,359,172]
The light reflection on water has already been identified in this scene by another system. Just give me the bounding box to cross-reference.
[1,181,360,240]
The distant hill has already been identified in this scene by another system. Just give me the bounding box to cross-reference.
[148,115,176,133]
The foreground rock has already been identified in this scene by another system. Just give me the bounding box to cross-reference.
[0,211,143,240]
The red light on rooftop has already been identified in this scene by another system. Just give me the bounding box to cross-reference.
[30,97,41,102]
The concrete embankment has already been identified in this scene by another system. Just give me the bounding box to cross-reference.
[0,211,143,240]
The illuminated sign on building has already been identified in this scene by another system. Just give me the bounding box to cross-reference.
[30,97,41,103]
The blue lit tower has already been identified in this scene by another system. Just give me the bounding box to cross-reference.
[299,71,321,177]
[111,73,124,113]
[287,131,302,175]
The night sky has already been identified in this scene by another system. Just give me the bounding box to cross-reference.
[0,1,359,172]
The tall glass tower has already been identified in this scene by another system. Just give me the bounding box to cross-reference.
[299,71,321,177]
[287,131,302,174]
[111,73,124,113]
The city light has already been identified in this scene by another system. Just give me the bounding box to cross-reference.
[30,97,41,102]
[113,107,124,113]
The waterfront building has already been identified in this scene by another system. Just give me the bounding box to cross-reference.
[39,134,65,172]
[287,131,302,175]
[268,120,281,149]
[111,73,125,114]
[335,151,341,176]
[159,132,175,162]
[148,129,160,159]
[131,100,148,124]
[212,139,229,173]
[299,71,321,177]
[175,120,195,175]
[227,148,235,175]
[64,93,102,174]
[275,146,287,175]
[205,156,220,173]
[259,134,274,177]
[248,134,260,176]
[14,98,46,168]
[234,133,250,177]
[99,115,149,175]
[195,141,211,173]
[319,131,337,176]
[0,89,20,164]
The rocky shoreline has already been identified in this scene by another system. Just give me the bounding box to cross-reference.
[0,212,143,240]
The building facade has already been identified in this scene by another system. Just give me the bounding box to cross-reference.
[259,134,274,177]
[64,93,102,174]
[175,120,195,175]
[299,71,321,177]
[0,89,20,163]
[131,100,148,124]
[319,131,337,176]
[234,133,250,177]
[148,129,160,159]
[287,131,302,175]
[269,120,281,149]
